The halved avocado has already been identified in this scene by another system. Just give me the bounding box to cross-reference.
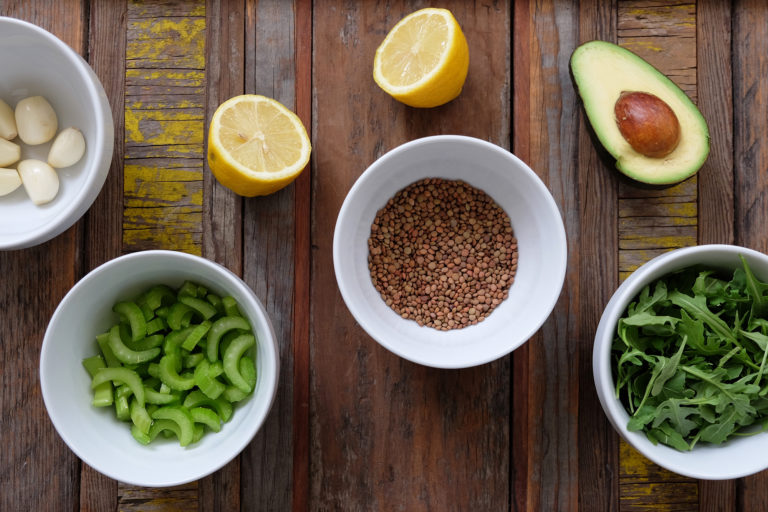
[570,40,709,185]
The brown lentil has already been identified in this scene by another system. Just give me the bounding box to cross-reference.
[367,177,518,331]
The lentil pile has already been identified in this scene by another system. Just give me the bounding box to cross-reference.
[368,177,518,330]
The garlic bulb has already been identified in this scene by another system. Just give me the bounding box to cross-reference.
[0,167,22,196]
[15,96,58,145]
[48,127,86,168]
[0,99,17,140]
[18,159,59,205]
[0,138,20,167]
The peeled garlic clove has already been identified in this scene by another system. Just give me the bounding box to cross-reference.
[48,127,86,168]
[0,99,17,140]
[0,167,22,196]
[0,138,20,167]
[15,96,58,145]
[18,159,59,205]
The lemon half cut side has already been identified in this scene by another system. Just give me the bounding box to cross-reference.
[373,8,469,108]
[207,94,311,197]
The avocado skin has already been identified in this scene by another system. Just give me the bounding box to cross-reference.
[570,41,710,185]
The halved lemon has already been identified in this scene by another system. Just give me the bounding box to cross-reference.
[207,95,311,197]
[373,8,469,108]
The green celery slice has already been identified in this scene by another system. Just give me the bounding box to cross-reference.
[151,405,195,446]
[221,296,242,317]
[113,301,147,342]
[181,320,212,351]
[91,367,145,407]
[191,406,221,432]
[179,296,217,321]
[96,332,121,368]
[158,355,195,391]
[223,334,255,393]
[114,394,130,421]
[183,390,233,422]
[167,302,195,330]
[108,325,161,364]
[131,424,151,445]
[82,355,113,407]
[194,360,226,399]
[207,316,251,362]
[130,398,152,435]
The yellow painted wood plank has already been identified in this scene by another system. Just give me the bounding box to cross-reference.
[122,3,205,266]
[617,2,699,509]
[125,108,204,146]
[126,17,205,69]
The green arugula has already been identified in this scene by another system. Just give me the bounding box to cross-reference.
[613,255,768,451]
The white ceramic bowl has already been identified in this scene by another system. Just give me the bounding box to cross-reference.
[333,135,567,368]
[593,244,768,479]
[0,17,113,250]
[40,251,279,487]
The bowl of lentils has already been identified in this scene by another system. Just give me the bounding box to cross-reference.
[333,135,567,368]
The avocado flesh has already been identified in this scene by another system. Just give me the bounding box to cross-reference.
[570,41,709,185]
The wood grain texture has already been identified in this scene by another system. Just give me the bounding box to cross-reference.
[514,1,592,510]
[311,2,510,510]
[118,0,207,508]
[616,1,699,509]
[696,1,735,508]
[511,2,531,510]
[199,0,245,509]
[240,0,298,510]
[0,2,85,511]
[123,0,206,255]
[293,0,313,510]
[733,0,768,509]
[79,0,127,508]
[577,1,621,512]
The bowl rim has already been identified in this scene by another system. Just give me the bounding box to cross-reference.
[593,243,768,479]
[39,250,280,486]
[0,16,114,250]
[333,134,568,368]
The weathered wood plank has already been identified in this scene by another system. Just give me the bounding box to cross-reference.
[80,0,127,506]
[293,0,313,510]
[512,2,532,508]
[733,0,768,509]
[617,1,699,509]
[199,0,245,509]
[118,0,206,508]
[0,3,85,511]
[311,1,510,509]
[240,0,298,510]
[123,0,205,256]
[515,1,594,510]
[618,1,697,102]
[697,2,737,507]
[575,1,621,511]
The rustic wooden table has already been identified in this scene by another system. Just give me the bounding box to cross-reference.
[1,0,765,510]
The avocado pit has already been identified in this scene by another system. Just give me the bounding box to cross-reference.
[614,91,680,158]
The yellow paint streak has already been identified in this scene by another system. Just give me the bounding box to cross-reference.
[124,109,203,145]
[126,69,205,86]
[620,440,680,479]
[621,40,664,53]
[127,17,205,68]
[620,235,697,249]
[128,99,200,110]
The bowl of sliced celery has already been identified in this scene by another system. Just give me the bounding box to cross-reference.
[40,250,279,487]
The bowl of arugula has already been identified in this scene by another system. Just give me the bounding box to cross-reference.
[593,244,768,479]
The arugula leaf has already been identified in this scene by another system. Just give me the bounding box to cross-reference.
[613,258,768,451]
[741,255,768,317]
[651,398,699,437]
[669,291,739,347]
